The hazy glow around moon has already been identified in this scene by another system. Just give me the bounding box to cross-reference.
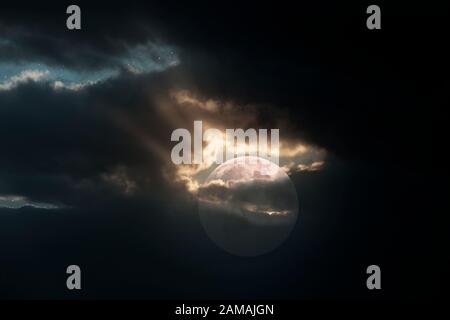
[198,156,299,256]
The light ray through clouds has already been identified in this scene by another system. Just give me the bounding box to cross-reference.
[165,90,327,194]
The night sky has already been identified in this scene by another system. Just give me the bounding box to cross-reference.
[0,1,447,299]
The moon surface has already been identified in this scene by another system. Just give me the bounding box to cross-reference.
[198,156,299,256]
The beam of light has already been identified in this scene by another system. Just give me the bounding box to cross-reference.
[165,90,327,195]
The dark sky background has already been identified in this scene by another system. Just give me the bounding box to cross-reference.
[0,1,447,299]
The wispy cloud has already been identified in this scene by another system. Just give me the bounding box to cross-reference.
[0,41,179,92]
[0,195,61,209]
[0,69,49,91]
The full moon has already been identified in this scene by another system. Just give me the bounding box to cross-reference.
[198,156,299,256]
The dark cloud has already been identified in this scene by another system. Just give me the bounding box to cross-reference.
[1,2,446,169]
[0,71,177,206]
[0,1,445,298]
